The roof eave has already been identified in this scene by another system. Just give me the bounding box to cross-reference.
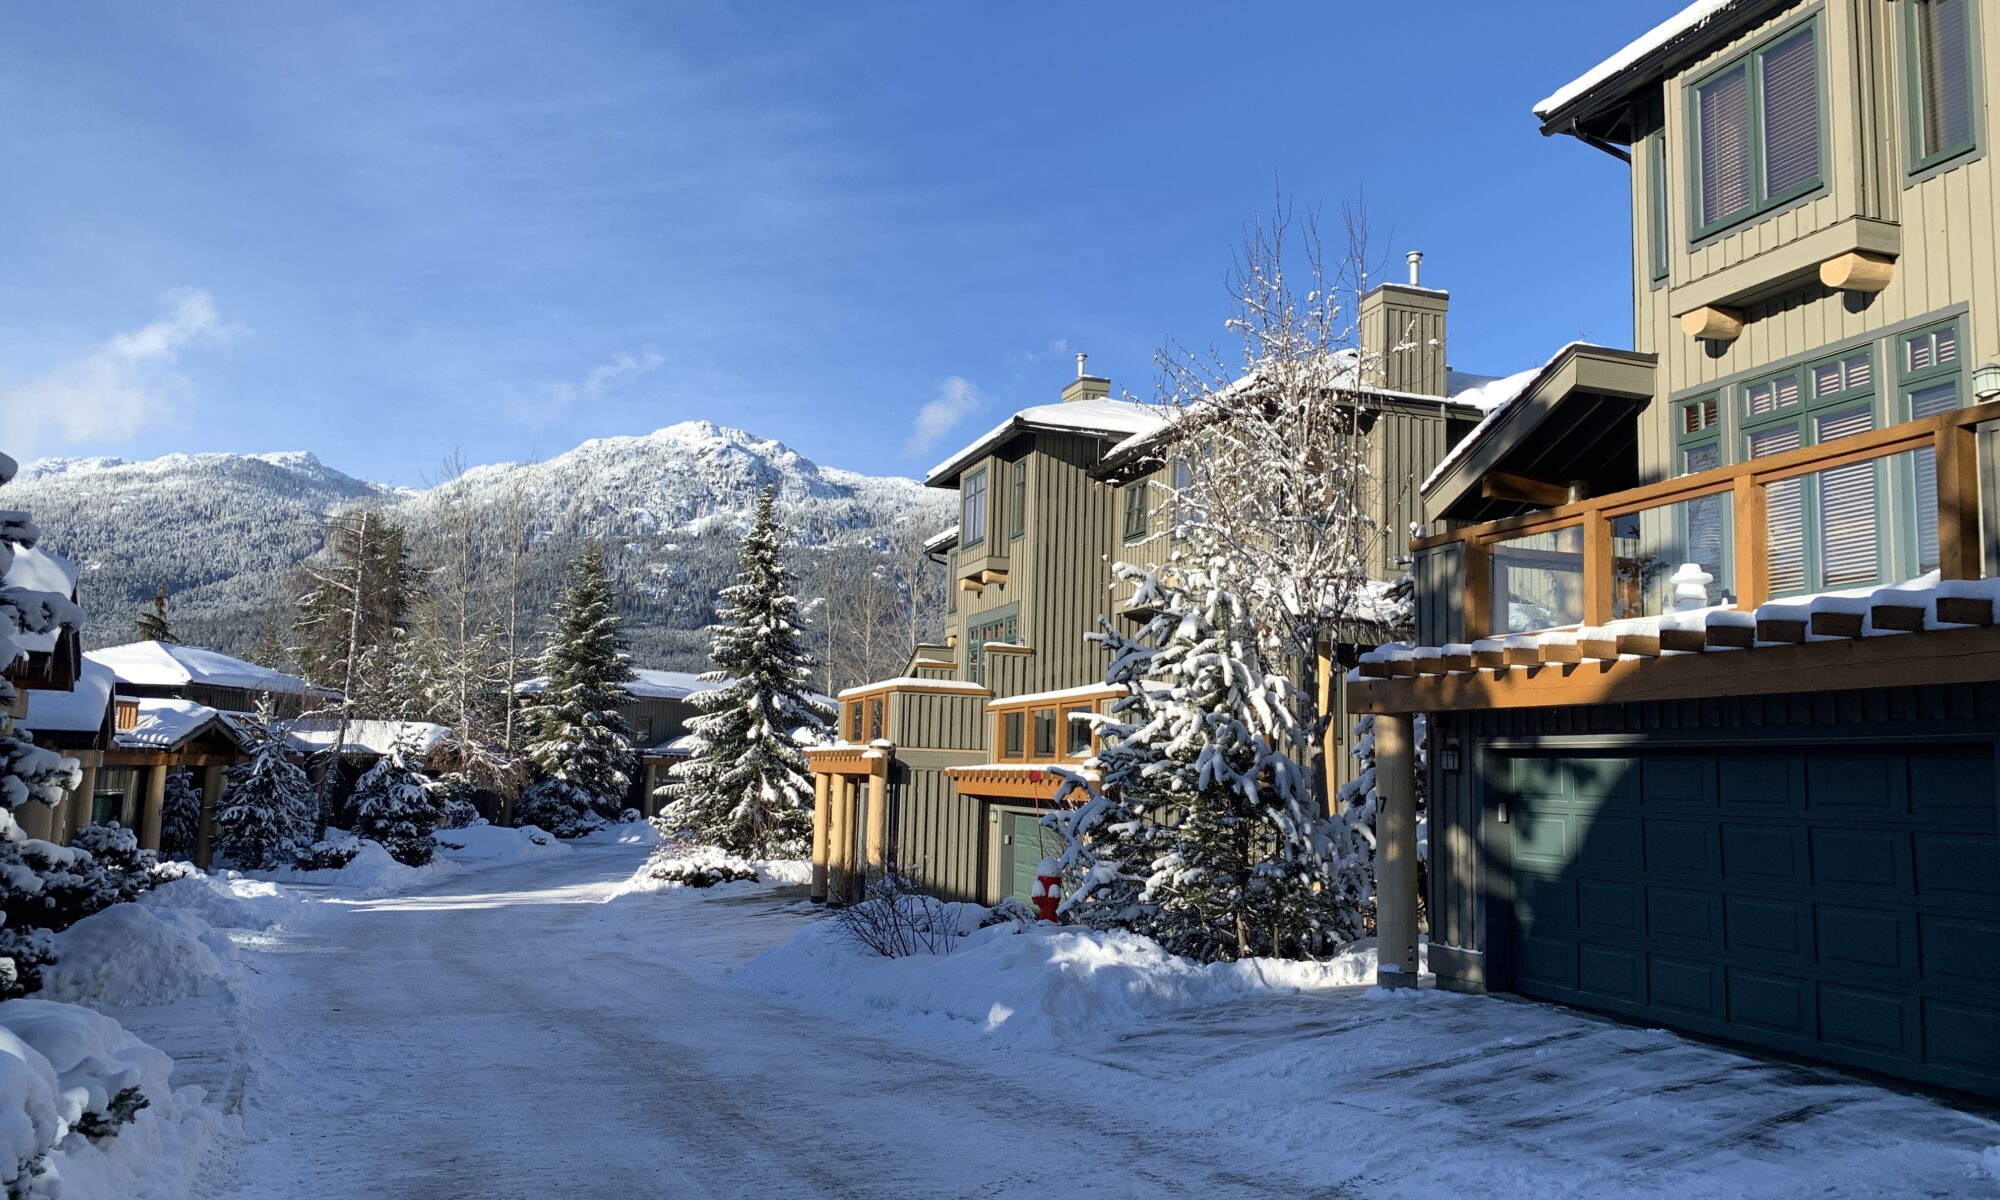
[1536,0,1786,145]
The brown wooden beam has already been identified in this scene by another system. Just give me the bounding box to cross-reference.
[1871,604,1926,632]
[1756,619,1808,644]
[1810,611,1865,639]
[1660,628,1707,653]
[1578,634,1620,660]
[1706,622,1754,649]
[1481,470,1572,509]
[1936,596,1994,626]
[1349,624,2000,715]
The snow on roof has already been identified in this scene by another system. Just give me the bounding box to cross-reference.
[18,659,114,736]
[116,698,238,751]
[837,678,990,700]
[922,524,960,553]
[1419,344,1588,496]
[984,684,1120,710]
[3,545,81,656]
[1535,0,1736,118]
[515,668,720,701]
[86,640,325,698]
[926,399,1165,486]
[648,733,699,757]
[286,719,452,758]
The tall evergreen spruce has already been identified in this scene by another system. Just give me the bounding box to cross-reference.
[136,582,174,643]
[351,746,444,866]
[519,542,636,836]
[664,487,832,858]
[216,714,317,869]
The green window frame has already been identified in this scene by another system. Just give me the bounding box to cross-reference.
[1905,0,1982,174]
[965,613,1018,685]
[962,468,988,549]
[1122,479,1149,542]
[1898,318,1967,574]
[1674,393,1728,601]
[1688,14,1826,240]
[1010,459,1028,539]
[1647,130,1671,287]
[1739,348,1883,595]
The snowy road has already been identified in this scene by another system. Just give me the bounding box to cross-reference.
[177,838,2000,1199]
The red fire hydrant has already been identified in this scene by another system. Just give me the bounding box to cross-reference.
[1032,857,1061,923]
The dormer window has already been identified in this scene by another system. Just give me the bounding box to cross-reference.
[962,468,988,548]
[1691,18,1823,239]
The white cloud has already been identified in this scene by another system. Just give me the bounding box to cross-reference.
[906,375,983,455]
[0,289,229,458]
[517,347,665,426]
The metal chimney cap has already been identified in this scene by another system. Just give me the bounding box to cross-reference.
[1076,352,1088,379]
[1407,251,1424,287]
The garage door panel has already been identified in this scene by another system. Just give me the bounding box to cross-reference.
[1513,812,1573,869]
[1576,814,1640,870]
[1643,819,1719,875]
[1922,998,2000,1077]
[1721,823,1808,885]
[1642,755,1714,809]
[1806,754,1907,815]
[1515,870,1576,932]
[1569,758,1638,807]
[1813,904,1914,976]
[1819,982,1919,1057]
[1918,914,2000,992]
[1578,943,1643,1002]
[1517,933,1576,991]
[1728,968,1813,1037]
[1809,827,1911,894]
[1912,832,2000,906]
[1578,878,1641,936]
[1720,754,1804,813]
[1647,885,1722,951]
[1648,954,1723,1017]
[1725,894,1809,960]
[1908,750,1995,816]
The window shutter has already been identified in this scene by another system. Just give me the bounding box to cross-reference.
[1699,69,1753,226]
[1761,29,1821,195]
[1750,425,1807,594]
[1813,406,1879,588]
[1918,0,1975,158]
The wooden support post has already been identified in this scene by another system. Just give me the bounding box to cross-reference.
[15,796,53,843]
[809,771,831,903]
[863,753,889,886]
[1733,475,1768,610]
[139,764,167,852]
[826,776,852,904]
[1583,513,1613,626]
[1462,540,1492,643]
[1375,712,1420,988]
[67,762,95,843]
[196,764,226,870]
[1936,424,1981,580]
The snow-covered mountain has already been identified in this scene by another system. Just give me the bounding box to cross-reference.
[10,424,949,666]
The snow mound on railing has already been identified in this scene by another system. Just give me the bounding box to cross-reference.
[738,918,1384,1049]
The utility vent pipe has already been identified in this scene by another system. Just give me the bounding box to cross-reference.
[1407,251,1424,287]
[1076,352,1088,379]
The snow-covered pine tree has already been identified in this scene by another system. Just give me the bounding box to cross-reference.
[351,743,443,866]
[519,542,635,835]
[216,713,317,870]
[159,767,201,862]
[663,487,832,858]
[135,581,174,643]
[1052,561,1346,963]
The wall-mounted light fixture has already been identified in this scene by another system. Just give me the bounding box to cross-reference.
[1975,361,2000,400]
[1439,739,1462,773]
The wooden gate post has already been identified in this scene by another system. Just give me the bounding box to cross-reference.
[1375,712,1420,988]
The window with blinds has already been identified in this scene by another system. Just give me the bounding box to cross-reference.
[1902,319,1967,574]
[1813,406,1880,588]
[962,469,988,548]
[1692,19,1823,236]
[1750,426,1809,595]
[1122,480,1149,542]
[1909,0,1979,170]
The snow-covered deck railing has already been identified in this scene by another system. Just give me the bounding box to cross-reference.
[1413,397,2000,644]
[835,677,990,701]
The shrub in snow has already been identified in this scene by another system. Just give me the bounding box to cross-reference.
[1053,564,1352,963]
[637,845,759,889]
[521,542,637,828]
[436,785,480,830]
[663,486,833,858]
[158,768,201,863]
[617,807,641,825]
[37,905,229,1007]
[294,836,361,871]
[831,872,966,958]
[216,717,317,869]
[981,897,1039,930]
[350,749,445,867]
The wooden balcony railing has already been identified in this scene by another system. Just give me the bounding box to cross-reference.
[1413,397,2000,642]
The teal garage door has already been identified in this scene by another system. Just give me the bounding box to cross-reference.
[1000,811,1058,906]
[1502,746,2000,1096]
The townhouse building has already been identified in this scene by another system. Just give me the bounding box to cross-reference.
[1354,0,2000,1098]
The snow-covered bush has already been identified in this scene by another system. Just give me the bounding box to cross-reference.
[216,718,316,869]
[0,825,186,998]
[663,486,833,858]
[830,872,965,959]
[158,769,200,863]
[437,787,479,830]
[635,845,759,889]
[350,751,444,867]
[37,905,230,1007]
[515,779,603,841]
[981,897,1039,930]
[293,835,360,871]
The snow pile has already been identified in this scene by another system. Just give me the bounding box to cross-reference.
[739,919,1385,1049]
[37,906,231,1008]
[0,998,220,1200]
[265,837,460,899]
[431,822,568,867]
[610,842,810,899]
[585,818,664,848]
[139,872,304,933]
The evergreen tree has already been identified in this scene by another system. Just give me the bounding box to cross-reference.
[216,716,317,869]
[135,581,174,643]
[1051,561,1348,963]
[519,542,635,835]
[663,487,833,858]
[159,767,201,862]
[351,745,443,866]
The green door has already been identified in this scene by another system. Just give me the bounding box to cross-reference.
[1503,746,2000,1096]
[1002,811,1056,905]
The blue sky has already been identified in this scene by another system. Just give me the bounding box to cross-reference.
[0,1,1681,486]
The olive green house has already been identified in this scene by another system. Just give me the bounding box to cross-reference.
[1355,0,2000,1099]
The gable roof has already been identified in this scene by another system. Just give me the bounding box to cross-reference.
[116,698,253,752]
[86,640,327,698]
[18,658,115,737]
[924,398,1165,488]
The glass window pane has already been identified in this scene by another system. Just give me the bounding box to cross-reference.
[1817,461,1880,587]
[1761,28,1822,195]
[1749,425,1807,595]
[1003,712,1023,757]
[1699,68,1753,225]
[963,471,987,544]
[1491,526,1585,633]
[1613,497,1734,619]
[1909,381,1961,574]
[1064,706,1092,756]
[1032,709,1056,758]
[1918,0,1975,157]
